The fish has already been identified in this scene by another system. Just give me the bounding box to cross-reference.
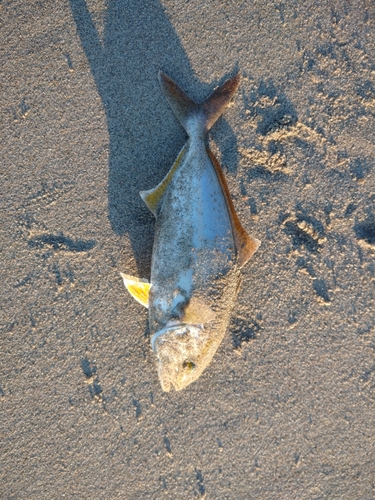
[121,71,260,392]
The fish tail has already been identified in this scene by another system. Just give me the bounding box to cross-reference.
[159,71,240,137]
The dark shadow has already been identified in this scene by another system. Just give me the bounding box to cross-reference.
[313,278,330,303]
[242,78,298,136]
[349,157,372,181]
[214,118,239,174]
[294,203,326,235]
[28,233,96,252]
[247,165,289,183]
[80,356,96,378]
[231,316,259,350]
[283,220,322,253]
[163,436,172,454]
[195,469,205,496]
[344,203,357,218]
[132,397,142,420]
[354,217,375,246]
[80,356,103,398]
[283,205,326,254]
[295,256,316,277]
[356,80,375,100]
[69,0,239,276]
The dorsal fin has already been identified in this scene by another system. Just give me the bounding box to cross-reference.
[120,273,151,308]
[207,148,261,267]
[140,145,187,216]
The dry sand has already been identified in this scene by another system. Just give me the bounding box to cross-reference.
[1,1,375,498]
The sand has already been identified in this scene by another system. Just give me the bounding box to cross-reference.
[1,0,375,498]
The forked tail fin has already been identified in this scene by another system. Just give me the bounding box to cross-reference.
[158,71,240,137]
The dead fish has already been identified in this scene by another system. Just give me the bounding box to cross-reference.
[121,71,260,392]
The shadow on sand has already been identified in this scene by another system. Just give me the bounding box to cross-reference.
[69,0,238,276]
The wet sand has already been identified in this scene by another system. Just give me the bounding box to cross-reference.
[1,1,375,498]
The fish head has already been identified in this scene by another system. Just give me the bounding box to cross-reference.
[152,323,212,392]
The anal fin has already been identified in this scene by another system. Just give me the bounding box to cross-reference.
[140,145,187,216]
[207,148,261,267]
[120,273,151,308]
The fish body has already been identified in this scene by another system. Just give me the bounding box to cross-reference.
[122,72,260,391]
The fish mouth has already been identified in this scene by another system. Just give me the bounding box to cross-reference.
[151,321,204,351]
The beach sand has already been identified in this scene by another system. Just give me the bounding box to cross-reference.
[1,1,374,498]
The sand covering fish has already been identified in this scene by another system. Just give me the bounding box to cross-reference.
[122,71,260,391]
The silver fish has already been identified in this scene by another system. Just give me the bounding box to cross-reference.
[122,72,260,391]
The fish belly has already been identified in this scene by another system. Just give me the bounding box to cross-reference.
[149,144,238,334]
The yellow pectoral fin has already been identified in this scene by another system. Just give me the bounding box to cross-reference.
[120,273,151,308]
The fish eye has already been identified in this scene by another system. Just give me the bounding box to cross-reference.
[183,360,195,371]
